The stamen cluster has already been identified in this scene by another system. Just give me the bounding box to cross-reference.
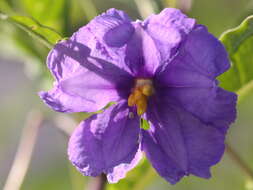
[128,79,154,115]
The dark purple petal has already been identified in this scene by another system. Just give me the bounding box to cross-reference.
[183,25,230,78]
[156,54,217,88]
[160,87,236,133]
[155,24,236,133]
[157,25,230,81]
[68,102,141,183]
[144,8,196,63]
[142,101,226,184]
[141,111,188,184]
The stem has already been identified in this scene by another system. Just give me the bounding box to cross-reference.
[3,110,43,190]
[53,115,77,137]
[86,174,107,190]
[226,143,253,179]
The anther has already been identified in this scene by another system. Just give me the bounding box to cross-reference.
[128,79,154,115]
[141,84,153,96]
[136,96,147,116]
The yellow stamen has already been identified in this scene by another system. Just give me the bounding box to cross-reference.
[133,89,143,100]
[128,94,135,107]
[142,84,153,96]
[128,79,154,115]
[136,96,147,116]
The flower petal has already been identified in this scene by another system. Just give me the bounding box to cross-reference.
[73,8,135,72]
[68,102,141,182]
[157,25,230,82]
[39,86,97,113]
[183,25,230,78]
[124,24,161,77]
[144,8,196,63]
[107,148,143,183]
[160,87,237,133]
[41,39,133,113]
[155,24,236,133]
[142,101,226,184]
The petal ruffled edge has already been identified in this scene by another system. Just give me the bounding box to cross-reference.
[68,102,142,182]
[143,8,196,63]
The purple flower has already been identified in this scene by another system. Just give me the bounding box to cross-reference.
[39,8,237,184]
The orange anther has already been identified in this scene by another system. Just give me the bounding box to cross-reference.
[127,78,154,115]
[128,94,135,107]
[141,84,153,96]
[136,96,147,116]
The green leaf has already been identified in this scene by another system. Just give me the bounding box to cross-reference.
[20,0,70,35]
[219,15,253,103]
[0,12,62,48]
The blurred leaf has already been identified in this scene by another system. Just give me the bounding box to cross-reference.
[163,0,177,7]
[0,12,62,48]
[0,0,13,14]
[219,15,253,102]
[246,180,253,190]
[76,0,98,21]
[13,29,47,61]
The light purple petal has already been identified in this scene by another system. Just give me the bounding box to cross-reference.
[39,9,138,113]
[72,8,135,72]
[124,23,161,77]
[68,102,141,182]
[142,100,226,184]
[39,86,98,113]
[144,8,196,63]
[88,9,134,48]
[41,36,133,113]
[107,148,143,183]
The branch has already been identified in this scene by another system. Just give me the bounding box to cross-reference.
[226,143,253,179]
[3,110,43,190]
[86,174,107,190]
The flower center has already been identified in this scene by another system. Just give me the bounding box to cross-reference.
[128,79,154,116]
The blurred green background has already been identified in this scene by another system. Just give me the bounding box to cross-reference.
[1,0,253,189]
